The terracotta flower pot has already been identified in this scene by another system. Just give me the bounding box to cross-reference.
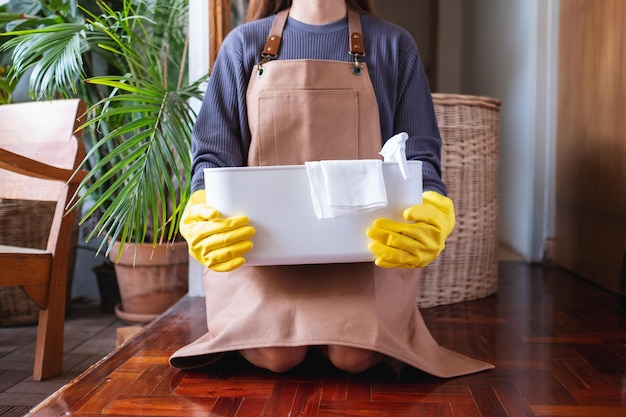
[108,241,189,320]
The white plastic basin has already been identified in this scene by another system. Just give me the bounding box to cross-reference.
[204,161,422,266]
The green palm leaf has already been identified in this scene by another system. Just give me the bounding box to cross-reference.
[3,0,208,256]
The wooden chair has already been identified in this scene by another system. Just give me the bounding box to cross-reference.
[0,99,87,380]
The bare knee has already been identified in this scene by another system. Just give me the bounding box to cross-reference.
[326,345,383,374]
[241,346,307,373]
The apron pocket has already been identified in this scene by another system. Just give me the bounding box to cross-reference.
[257,89,360,164]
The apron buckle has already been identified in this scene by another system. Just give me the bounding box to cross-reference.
[257,54,276,77]
[350,52,365,76]
[349,28,365,76]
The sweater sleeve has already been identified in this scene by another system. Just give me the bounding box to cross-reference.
[190,29,256,192]
[394,49,446,195]
[360,15,446,196]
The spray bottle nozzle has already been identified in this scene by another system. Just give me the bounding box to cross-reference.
[379,132,410,179]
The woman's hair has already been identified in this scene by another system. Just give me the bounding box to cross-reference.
[247,0,376,22]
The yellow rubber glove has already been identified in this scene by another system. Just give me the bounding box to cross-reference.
[179,190,255,272]
[367,191,456,269]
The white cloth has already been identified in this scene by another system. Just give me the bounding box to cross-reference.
[305,159,387,219]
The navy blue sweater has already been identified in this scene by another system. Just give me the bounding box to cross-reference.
[191,12,445,195]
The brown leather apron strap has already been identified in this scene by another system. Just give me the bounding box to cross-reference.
[261,9,289,59]
[260,8,365,61]
[348,9,365,57]
[347,9,365,75]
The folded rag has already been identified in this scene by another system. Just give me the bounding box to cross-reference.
[305,159,388,219]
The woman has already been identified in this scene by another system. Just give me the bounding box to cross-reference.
[170,0,493,377]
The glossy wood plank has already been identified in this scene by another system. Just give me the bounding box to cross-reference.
[556,0,626,293]
[26,263,626,416]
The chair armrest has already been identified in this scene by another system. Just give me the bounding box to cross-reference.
[0,148,86,183]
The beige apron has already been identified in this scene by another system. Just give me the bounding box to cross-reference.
[170,9,493,378]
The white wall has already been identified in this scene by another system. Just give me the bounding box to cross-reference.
[438,0,559,261]
[187,0,210,296]
[532,0,559,261]
[437,0,463,93]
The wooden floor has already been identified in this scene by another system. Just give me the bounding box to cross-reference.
[20,262,626,416]
[0,299,120,417]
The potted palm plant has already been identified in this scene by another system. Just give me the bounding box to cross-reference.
[1,0,207,321]
[0,1,19,103]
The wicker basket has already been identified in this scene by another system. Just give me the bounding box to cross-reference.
[0,199,77,326]
[417,94,501,308]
